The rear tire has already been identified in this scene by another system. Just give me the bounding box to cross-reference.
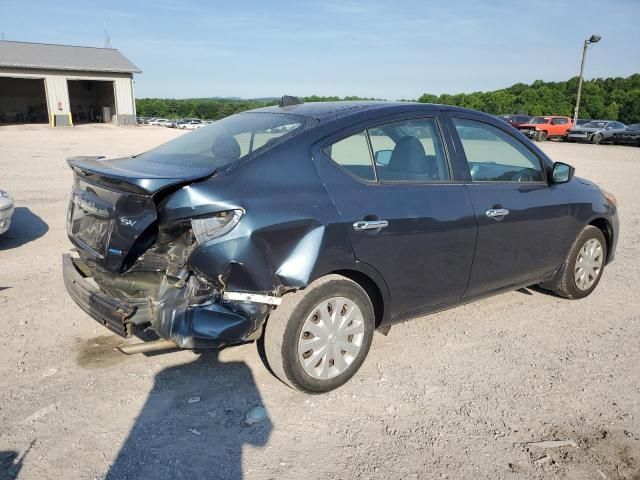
[263,275,375,393]
[553,225,607,299]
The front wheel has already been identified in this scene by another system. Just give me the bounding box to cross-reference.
[263,275,375,393]
[537,131,548,142]
[592,133,603,145]
[553,225,607,299]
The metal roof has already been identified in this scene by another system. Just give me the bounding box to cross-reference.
[0,40,141,74]
[255,101,415,119]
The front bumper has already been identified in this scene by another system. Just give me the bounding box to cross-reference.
[0,203,14,235]
[62,254,266,348]
[567,133,590,142]
[519,129,537,139]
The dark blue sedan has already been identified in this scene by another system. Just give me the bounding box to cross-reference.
[63,100,618,392]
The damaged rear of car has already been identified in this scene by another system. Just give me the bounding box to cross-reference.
[64,111,323,350]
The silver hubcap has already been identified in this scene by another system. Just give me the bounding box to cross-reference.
[574,238,603,291]
[297,297,365,380]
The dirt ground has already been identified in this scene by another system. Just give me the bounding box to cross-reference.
[0,124,638,480]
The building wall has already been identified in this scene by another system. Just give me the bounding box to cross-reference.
[0,67,136,126]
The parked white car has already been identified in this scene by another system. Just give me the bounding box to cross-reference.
[148,118,169,126]
[181,119,203,130]
[0,190,14,235]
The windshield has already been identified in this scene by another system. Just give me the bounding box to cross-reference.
[530,117,550,124]
[629,124,640,131]
[583,121,607,129]
[136,113,305,169]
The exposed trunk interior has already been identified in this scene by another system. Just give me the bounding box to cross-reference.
[0,76,48,124]
[67,79,116,124]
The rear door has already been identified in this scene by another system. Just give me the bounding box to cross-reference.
[312,113,477,318]
[445,113,576,297]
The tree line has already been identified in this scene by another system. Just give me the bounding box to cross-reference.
[136,74,640,124]
[418,74,640,124]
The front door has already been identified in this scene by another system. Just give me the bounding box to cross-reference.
[447,115,576,297]
[313,115,477,318]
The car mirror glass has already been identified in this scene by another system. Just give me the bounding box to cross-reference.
[552,162,574,184]
[375,150,392,166]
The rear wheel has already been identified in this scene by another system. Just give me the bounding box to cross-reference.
[263,275,375,393]
[592,133,603,145]
[553,225,607,299]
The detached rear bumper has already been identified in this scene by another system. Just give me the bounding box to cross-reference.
[62,254,268,348]
[63,254,139,337]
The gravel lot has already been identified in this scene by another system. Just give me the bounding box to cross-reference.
[0,124,638,480]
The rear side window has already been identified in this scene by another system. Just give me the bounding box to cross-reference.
[323,131,375,181]
[324,117,450,183]
[453,118,545,183]
[368,118,449,182]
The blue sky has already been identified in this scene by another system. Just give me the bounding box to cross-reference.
[1,0,639,99]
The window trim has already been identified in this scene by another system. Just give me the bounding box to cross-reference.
[450,115,550,185]
[318,114,455,186]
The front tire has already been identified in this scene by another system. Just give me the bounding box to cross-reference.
[592,133,603,145]
[553,225,607,299]
[537,131,548,142]
[263,275,375,393]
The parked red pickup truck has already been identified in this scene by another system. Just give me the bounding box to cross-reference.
[517,116,573,141]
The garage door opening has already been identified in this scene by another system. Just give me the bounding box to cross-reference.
[67,80,116,124]
[0,77,49,124]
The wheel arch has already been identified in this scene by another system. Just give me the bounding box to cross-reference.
[330,269,387,328]
[589,217,613,261]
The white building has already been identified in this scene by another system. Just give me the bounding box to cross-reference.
[0,40,140,126]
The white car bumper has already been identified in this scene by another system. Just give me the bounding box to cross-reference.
[0,198,14,235]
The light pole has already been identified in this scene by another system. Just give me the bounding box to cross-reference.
[573,34,601,125]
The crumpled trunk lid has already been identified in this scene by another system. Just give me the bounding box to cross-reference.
[66,156,212,272]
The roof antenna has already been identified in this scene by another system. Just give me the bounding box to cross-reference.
[279,95,303,107]
[103,21,112,48]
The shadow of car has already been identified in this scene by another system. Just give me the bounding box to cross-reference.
[0,207,48,250]
[106,351,271,480]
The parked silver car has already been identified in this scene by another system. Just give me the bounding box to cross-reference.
[0,190,14,235]
[566,120,627,144]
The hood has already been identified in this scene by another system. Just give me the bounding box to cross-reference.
[67,155,215,196]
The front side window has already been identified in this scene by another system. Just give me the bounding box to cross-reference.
[367,118,450,182]
[453,118,545,183]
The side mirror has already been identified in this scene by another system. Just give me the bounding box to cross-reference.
[551,162,575,184]
[374,150,392,166]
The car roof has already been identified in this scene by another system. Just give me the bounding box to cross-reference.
[252,101,458,122]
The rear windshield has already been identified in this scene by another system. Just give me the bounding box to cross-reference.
[136,112,305,169]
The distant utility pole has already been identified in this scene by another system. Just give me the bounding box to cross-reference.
[103,21,112,48]
[573,34,602,125]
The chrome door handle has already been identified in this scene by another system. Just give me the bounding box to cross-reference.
[485,208,510,219]
[352,220,389,231]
